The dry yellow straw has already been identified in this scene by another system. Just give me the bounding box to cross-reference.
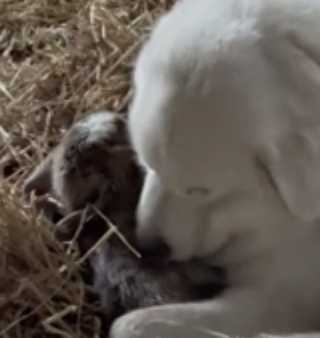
[0,0,175,336]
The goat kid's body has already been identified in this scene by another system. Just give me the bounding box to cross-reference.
[111,0,320,337]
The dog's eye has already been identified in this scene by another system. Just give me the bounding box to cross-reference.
[176,187,210,198]
[185,187,210,196]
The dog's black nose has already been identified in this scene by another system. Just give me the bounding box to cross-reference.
[136,238,171,260]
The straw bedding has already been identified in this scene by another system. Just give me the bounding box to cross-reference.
[0,0,175,336]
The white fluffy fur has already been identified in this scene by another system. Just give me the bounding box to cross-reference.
[111,0,320,337]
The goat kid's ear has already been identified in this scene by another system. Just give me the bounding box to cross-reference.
[23,151,54,197]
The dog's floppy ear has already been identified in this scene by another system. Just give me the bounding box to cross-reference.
[23,152,54,196]
[259,125,320,222]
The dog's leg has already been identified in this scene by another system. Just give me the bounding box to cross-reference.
[110,288,266,338]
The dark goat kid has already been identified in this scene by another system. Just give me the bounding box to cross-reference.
[23,110,226,333]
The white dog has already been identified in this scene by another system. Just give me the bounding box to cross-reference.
[110,0,320,337]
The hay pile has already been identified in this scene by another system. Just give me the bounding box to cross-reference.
[0,0,175,336]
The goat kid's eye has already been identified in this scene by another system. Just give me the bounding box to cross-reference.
[87,189,100,204]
